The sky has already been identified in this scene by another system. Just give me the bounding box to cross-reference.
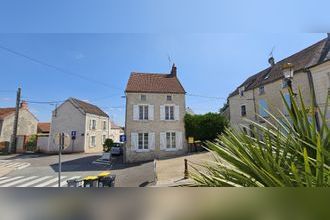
[0,1,329,126]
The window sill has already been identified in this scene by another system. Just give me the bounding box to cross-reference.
[135,149,151,153]
[162,148,178,152]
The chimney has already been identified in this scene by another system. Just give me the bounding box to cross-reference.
[20,100,28,109]
[268,56,275,67]
[170,64,177,77]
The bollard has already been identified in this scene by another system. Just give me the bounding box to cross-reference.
[184,158,189,179]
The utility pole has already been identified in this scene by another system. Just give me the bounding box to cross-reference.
[10,87,21,153]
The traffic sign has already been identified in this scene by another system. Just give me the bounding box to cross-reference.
[120,134,126,142]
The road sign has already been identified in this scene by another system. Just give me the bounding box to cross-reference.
[54,133,71,149]
[120,134,126,142]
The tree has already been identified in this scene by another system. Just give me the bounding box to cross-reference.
[103,138,114,152]
[190,90,330,187]
[184,113,228,142]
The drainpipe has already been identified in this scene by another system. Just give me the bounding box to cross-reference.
[305,68,320,131]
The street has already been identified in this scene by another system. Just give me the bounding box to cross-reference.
[0,153,155,187]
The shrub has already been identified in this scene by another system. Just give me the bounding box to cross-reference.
[103,138,114,152]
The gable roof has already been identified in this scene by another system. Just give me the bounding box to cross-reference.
[229,36,330,98]
[68,98,109,117]
[0,108,16,120]
[125,67,186,94]
[37,122,50,133]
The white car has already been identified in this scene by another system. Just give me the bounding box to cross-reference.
[110,143,123,156]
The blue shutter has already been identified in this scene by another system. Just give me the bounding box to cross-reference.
[259,99,268,117]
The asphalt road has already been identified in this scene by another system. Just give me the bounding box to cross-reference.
[0,153,155,187]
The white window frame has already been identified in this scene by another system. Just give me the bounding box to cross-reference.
[165,105,175,120]
[166,132,176,150]
[138,105,149,120]
[91,119,97,130]
[102,121,107,130]
[137,132,149,151]
[90,136,96,147]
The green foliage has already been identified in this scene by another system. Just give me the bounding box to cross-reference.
[184,113,228,142]
[190,90,330,187]
[26,135,37,151]
[103,138,114,152]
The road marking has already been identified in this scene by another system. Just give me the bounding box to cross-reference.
[17,163,31,169]
[35,176,67,187]
[18,176,53,187]
[1,176,38,187]
[0,177,8,181]
[0,176,24,185]
[5,163,21,168]
[51,176,81,187]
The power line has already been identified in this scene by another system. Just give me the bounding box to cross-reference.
[186,93,227,100]
[0,44,123,91]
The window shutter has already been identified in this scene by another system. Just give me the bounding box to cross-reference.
[160,105,165,120]
[176,131,183,150]
[174,105,180,120]
[89,119,92,130]
[133,105,139,121]
[149,105,154,120]
[160,132,166,150]
[149,132,155,150]
[131,133,138,151]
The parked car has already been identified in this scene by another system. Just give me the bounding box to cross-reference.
[110,142,123,155]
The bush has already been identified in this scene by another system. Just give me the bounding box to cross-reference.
[190,90,330,187]
[26,135,37,152]
[103,138,114,152]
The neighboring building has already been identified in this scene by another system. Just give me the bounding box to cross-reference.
[0,101,38,145]
[125,64,187,163]
[109,120,124,143]
[186,107,195,115]
[37,122,50,135]
[228,34,330,132]
[47,98,109,153]
[36,122,50,153]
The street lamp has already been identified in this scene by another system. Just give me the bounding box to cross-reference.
[282,62,296,121]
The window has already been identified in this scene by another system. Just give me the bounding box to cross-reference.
[139,105,149,120]
[259,99,269,117]
[241,105,246,117]
[167,95,172,101]
[166,132,176,149]
[141,95,146,101]
[91,119,96,130]
[165,106,175,120]
[282,79,289,88]
[102,135,106,144]
[259,86,265,95]
[103,121,107,130]
[90,136,96,147]
[138,133,149,150]
[239,86,245,97]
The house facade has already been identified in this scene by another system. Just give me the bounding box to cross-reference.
[228,34,330,132]
[109,120,124,143]
[0,102,38,145]
[125,64,187,163]
[47,98,109,153]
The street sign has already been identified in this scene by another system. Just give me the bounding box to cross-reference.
[120,134,126,142]
[71,131,77,140]
[188,137,194,144]
[54,133,71,149]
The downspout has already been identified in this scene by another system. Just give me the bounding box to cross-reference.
[305,68,320,131]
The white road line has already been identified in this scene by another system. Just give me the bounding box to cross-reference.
[0,176,24,185]
[0,177,8,181]
[35,176,67,187]
[1,176,38,187]
[51,176,81,187]
[18,176,53,187]
[5,163,22,168]
[17,163,30,170]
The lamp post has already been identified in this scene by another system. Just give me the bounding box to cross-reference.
[282,63,296,120]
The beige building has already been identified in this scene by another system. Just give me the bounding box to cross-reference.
[124,64,187,163]
[0,101,38,150]
[109,120,124,143]
[47,98,109,153]
[228,34,330,132]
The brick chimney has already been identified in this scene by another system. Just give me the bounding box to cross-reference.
[20,100,28,109]
[170,64,177,77]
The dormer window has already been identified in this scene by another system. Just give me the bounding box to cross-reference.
[239,86,245,97]
[167,95,172,101]
[141,95,146,101]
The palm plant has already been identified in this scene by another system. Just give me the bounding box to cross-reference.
[190,90,330,187]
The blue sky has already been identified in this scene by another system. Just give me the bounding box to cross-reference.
[0,1,329,126]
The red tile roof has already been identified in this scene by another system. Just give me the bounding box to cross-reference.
[0,108,16,120]
[125,70,186,94]
[37,122,51,133]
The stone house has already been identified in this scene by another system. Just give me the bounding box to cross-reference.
[228,34,330,132]
[125,64,187,163]
[0,101,38,147]
[47,98,109,153]
[109,120,124,143]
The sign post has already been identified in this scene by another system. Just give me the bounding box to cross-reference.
[54,132,70,187]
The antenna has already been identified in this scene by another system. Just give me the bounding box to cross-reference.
[269,46,275,58]
[167,54,172,69]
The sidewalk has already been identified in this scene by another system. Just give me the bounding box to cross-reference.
[155,151,214,187]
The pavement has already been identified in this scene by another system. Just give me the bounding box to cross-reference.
[155,151,214,187]
[0,153,155,187]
